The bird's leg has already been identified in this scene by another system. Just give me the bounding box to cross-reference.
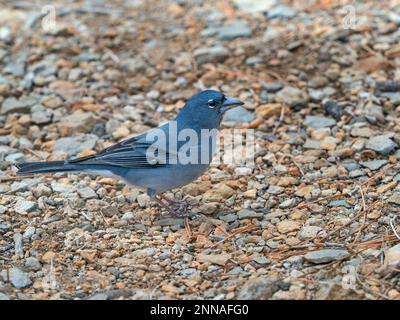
[155,195,196,218]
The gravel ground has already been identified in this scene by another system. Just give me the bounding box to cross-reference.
[1,0,400,300]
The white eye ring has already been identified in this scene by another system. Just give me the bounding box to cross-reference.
[208,99,217,108]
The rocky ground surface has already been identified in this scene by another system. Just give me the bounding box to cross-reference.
[1,0,400,300]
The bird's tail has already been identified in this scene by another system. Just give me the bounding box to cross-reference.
[15,160,78,175]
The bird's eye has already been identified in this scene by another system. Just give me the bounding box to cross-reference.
[208,99,217,108]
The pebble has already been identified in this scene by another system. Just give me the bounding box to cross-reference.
[366,135,397,155]
[14,200,37,214]
[237,209,263,219]
[276,87,308,107]
[216,20,252,40]
[298,226,324,240]
[237,277,279,299]
[385,244,400,267]
[359,160,388,171]
[53,134,98,156]
[193,46,230,64]
[197,253,231,266]
[25,257,42,271]
[77,187,98,200]
[304,115,337,129]
[267,5,296,19]
[13,233,23,257]
[304,249,349,264]
[6,268,32,289]
[223,106,256,125]
[0,95,38,114]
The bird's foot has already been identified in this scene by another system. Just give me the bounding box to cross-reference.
[155,195,198,218]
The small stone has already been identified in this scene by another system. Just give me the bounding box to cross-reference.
[223,106,256,125]
[237,209,263,219]
[77,187,98,199]
[216,20,252,40]
[58,111,97,136]
[304,249,349,264]
[277,220,301,233]
[0,293,9,300]
[276,87,308,107]
[298,226,324,240]
[350,126,374,138]
[193,46,230,65]
[304,115,336,128]
[234,167,253,176]
[197,253,232,266]
[243,189,257,199]
[25,257,42,271]
[366,135,397,155]
[23,226,36,239]
[41,95,63,109]
[121,212,135,221]
[137,194,150,208]
[13,233,23,257]
[320,136,339,150]
[267,5,296,19]
[255,103,281,118]
[388,193,400,205]
[7,268,32,289]
[359,160,388,171]
[203,183,235,201]
[51,182,76,194]
[385,244,400,267]
[279,198,296,209]
[31,104,53,124]
[237,277,279,299]
[0,95,37,114]
[101,205,119,217]
[14,200,36,214]
[266,185,284,195]
[252,256,270,265]
[328,200,351,208]
[53,134,98,156]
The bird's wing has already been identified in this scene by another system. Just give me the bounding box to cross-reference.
[68,134,170,169]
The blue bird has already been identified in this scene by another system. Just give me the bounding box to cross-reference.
[16,90,244,216]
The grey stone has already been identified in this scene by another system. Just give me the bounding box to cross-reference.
[222,106,256,125]
[193,46,230,64]
[0,95,38,114]
[53,134,98,156]
[380,92,400,105]
[237,277,279,299]
[267,5,296,19]
[276,87,308,107]
[77,187,98,199]
[304,249,349,264]
[8,268,32,288]
[388,193,400,205]
[303,139,321,149]
[25,257,42,271]
[359,160,388,171]
[366,135,397,155]
[13,233,23,257]
[304,115,336,128]
[31,104,53,124]
[349,169,366,178]
[252,256,270,265]
[0,205,6,214]
[51,182,76,194]
[216,20,252,40]
[238,209,263,219]
[14,200,37,214]
[233,0,276,14]
[10,177,42,193]
[219,213,238,223]
[328,200,351,208]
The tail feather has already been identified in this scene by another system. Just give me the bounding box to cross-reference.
[15,160,78,175]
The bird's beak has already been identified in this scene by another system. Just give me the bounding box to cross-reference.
[220,97,244,113]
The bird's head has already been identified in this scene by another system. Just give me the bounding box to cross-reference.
[176,90,244,130]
